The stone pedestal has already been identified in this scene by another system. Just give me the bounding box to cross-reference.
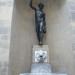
[19,45,67,75]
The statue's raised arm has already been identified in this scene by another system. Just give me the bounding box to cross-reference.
[29,0,36,10]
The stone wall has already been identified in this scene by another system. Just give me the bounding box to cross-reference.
[0,61,8,75]
[0,0,13,75]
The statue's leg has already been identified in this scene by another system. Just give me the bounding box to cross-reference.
[36,23,44,45]
[36,30,43,45]
[39,24,44,45]
[39,32,43,45]
[36,27,40,44]
[36,23,41,45]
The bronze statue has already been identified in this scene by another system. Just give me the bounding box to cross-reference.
[29,0,46,45]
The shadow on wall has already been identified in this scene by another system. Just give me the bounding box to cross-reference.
[53,0,66,9]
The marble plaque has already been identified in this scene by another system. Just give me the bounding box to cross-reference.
[32,45,49,63]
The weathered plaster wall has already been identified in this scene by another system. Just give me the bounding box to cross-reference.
[8,0,74,75]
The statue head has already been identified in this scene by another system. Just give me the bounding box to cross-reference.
[38,3,44,10]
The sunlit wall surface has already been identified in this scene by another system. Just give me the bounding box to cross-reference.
[68,0,75,72]
[69,0,75,51]
[0,0,13,75]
